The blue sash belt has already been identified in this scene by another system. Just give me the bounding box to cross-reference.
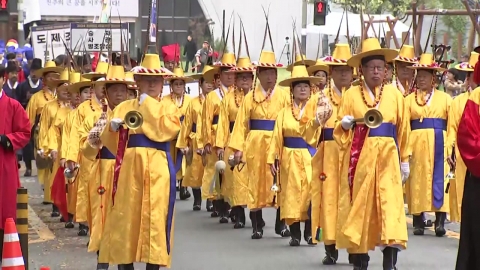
[191,123,197,133]
[229,121,235,133]
[126,134,175,255]
[96,147,115,160]
[411,118,447,209]
[320,128,334,142]
[368,122,399,158]
[212,115,219,125]
[249,119,275,131]
[283,137,316,156]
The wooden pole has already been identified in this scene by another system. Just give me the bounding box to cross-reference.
[386,31,392,47]
[458,32,464,60]
[461,0,480,36]
[405,9,480,15]
[402,31,410,45]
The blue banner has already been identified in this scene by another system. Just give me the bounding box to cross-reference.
[149,0,157,43]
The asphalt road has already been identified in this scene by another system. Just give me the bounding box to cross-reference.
[21,171,460,270]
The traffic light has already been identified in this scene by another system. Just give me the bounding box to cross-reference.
[314,1,327,26]
[0,0,7,10]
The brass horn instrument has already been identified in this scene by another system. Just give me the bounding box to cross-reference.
[124,111,143,130]
[352,109,383,129]
[64,165,80,184]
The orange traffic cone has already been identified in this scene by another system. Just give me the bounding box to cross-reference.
[2,218,24,270]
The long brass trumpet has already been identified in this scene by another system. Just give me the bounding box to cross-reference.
[124,111,143,130]
[352,109,383,129]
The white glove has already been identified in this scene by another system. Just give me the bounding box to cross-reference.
[341,115,354,130]
[110,118,123,132]
[400,162,410,184]
[139,93,148,105]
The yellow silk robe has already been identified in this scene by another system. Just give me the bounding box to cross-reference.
[333,84,409,252]
[61,109,79,215]
[445,92,469,222]
[65,98,102,222]
[80,111,115,253]
[176,96,204,188]
[301,88,343,245]
[267,107,313,225]
[38,100,63,203]
[161,94,192,181]
[405,90,451,214]
[26,88,55,185]
[215,90,249,206]
[229,86,290,209]
[98,96,181,266]
[200,88,227,199]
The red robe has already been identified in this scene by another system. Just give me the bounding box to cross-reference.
[0,92,31,229]
[457,91,480,177]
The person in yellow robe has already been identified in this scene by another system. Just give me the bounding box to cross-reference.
[82,65,130,270]
[37,68,72,217]
[229,49,291,239]
[392,45,417,96]
[309,59,328,94]
[25,60,62,196]
[333,38,409,269]
[199,52,236,222]
[162,67,193,200]
[267,64,320,246]
[446,52,479,223]
[301,43,354,264]
[64,61,109,236]
[62,73,91,231]
[97,54,180,269]
[177,66,217,210]
[47,71,82,228]
[215,56,254,229]
[404,54,452,237]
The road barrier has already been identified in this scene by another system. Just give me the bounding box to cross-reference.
[16,187,28,270]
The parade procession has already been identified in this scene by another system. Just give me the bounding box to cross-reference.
[2,0,480,269]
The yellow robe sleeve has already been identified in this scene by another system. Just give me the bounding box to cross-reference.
[267,109,285,164]
[65,112,82,163]
[196,108,204,149]
[299,94,322,147]
[139,96,182,142]
[26,95,39,128]
[176,102,193,149]
[229,97,250,152]
[38,105,53,152]
[394,91,410,162]
[333,90,353,150]
[446,99,458,157]
[215,98,229,148]
[61,111,75,159]
[47,117,62,152]
[81,114,102,161]
[201,94,215,146]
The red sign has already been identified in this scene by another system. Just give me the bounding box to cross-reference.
[0,0,7,10]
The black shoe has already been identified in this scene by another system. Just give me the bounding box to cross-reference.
[219,200,229,224]
[78,224,89,236]
[303,220,316,245]
[51,205,60,217]
[352,253,370,270]
[274,208,291,237]
[250,211,263,239]
[117,264,134,270]
[65,222,74,229]
[206,199,214,212]
[434,212,446,237]
[210,200,219,217]
[24,169,32,177]
[145,263,160,270]
[96,263,109,270]
[382,247,398,270]
[289,222,301,246]
[192,188,202,211]
[322,244,338,265]
[179,180,191,200]
[412,214,424,236]
[233,207,245,229]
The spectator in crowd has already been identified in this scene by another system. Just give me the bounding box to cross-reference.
[3,61,19,100]
[183,35,197,72]
[195,41,213,73]
[444,68,465,97]
[456,54,469,81]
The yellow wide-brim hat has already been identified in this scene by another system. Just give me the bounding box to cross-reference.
[407,53,446,71]
[83,62,109,80]
[278,65,321,87]
[124,71,137,89]
[35,60,63,78]
[191,65,218,82]
[228,57,255,73]
[213,52,237,68]
[347,38,398,68]
[393,45,417,63]
[307,59,329,75]
[323,44,352,66]
[50,68,70,86]
[455,52,479,72]
[94,65,135,86]
[69,77,92,93]
[253,51,283,68]
[131,54,173,76]
[165,67,194,83]
[287,54,316,71]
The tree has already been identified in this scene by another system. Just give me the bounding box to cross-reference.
[437,0,469,56]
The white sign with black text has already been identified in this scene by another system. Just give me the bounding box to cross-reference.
[31,24,71,61]
[70,23,129,52]
[38,0,139,18]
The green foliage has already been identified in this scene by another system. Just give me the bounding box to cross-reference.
[437,0,468,55]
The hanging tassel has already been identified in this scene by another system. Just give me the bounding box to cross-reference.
[315,227,323,241]
[473,55,480,85]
